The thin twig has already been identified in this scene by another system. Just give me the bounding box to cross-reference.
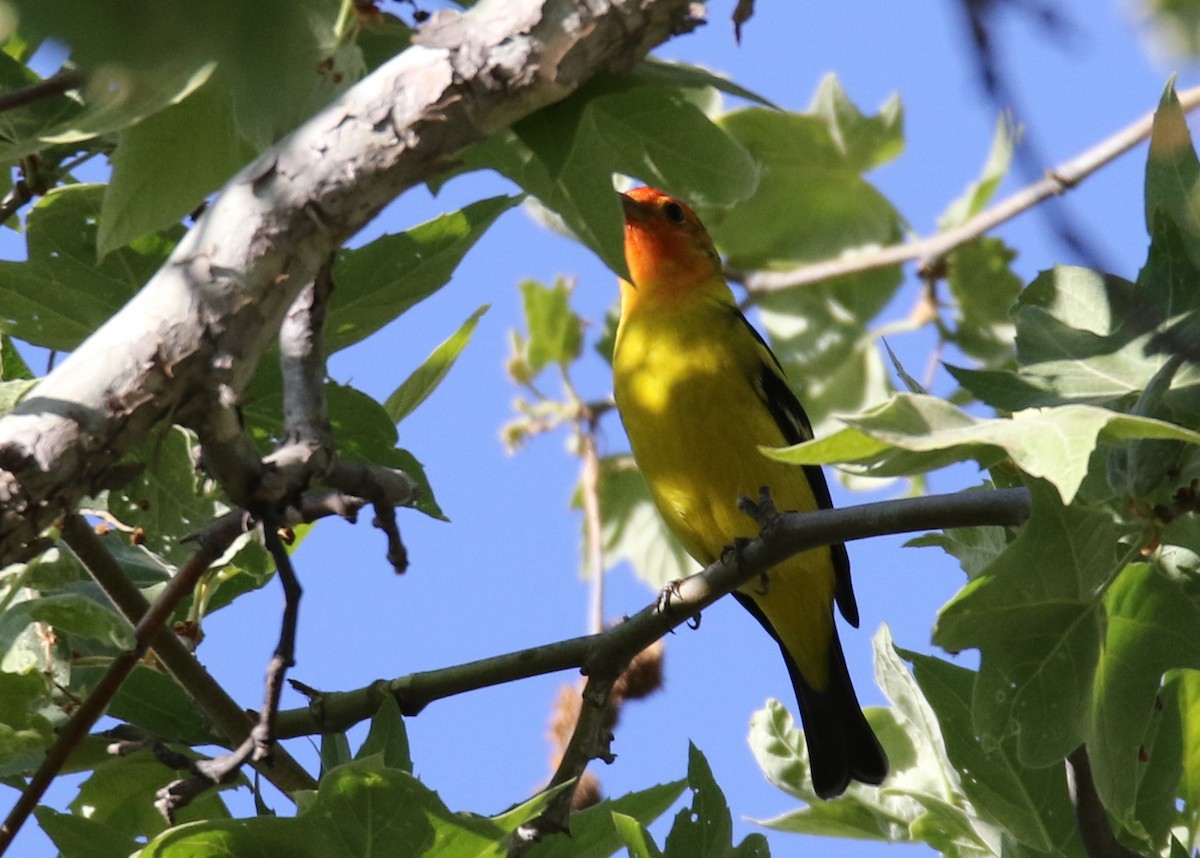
[272,487,1032,737]
[956,0,1110,270]
[0,515,243,855]
[152,517,306,821]
[0,69,85,114]
[738,85,1200,296]
[58,515,316,795]
[1065,746,1140,858]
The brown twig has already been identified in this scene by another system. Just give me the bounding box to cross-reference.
[58,515,316,795]
[737,84,1200,297]
[271,487,1032,732]
[0,69,85,114]
[156,517,306,821]
[1065,746,1140,858]
[0,515,244,855]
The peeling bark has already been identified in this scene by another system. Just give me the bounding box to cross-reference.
[0,0,700,566]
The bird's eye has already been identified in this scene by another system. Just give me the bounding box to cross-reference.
[663,202,686,225]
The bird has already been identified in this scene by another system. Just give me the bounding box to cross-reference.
[610,186,888,799]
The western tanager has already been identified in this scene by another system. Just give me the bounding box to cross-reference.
[611,186,888,798]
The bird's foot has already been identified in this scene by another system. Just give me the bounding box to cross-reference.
[738,486,781,534]
[656,580,702,630]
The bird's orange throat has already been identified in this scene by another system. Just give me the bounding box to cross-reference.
[622,222,720,309]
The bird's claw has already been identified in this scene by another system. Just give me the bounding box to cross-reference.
[656,580,702,631]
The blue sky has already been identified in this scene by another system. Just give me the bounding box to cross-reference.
[8,1,1200,855]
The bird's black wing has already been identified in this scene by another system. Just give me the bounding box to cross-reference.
[731,305,859,627]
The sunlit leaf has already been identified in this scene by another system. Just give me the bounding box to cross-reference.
[0,184,181,350]
[385,305,488,424]
[328,195,517,353]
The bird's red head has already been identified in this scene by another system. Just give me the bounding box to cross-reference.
[619,187,721,299]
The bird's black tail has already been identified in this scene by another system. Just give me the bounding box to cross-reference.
[734,592,887,798]
[782,625,888,799]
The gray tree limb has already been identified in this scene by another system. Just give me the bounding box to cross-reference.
[0,0,700,567]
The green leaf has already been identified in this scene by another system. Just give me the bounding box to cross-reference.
[939,115,1016,230]
[107,426,227,566]
[29,592,132,649]
[944,238,1022,366]
[467,72,758,275]
[0,670,54,765]
[1086,562,1200,827]
[1134,670,1185,847]
[139,757,505,857]
[751,627,1020,857]
[663,744,736,856]
[0,379,35,417]
[0,53,86,162]
[528,780,686,858]
[952,195,1200,413]
[590,455,693,590]
[385,305,488,423]
[519,279,582,375]
[1,332,35,380]
[327,382,445,520]
[769,393,1200,504]
[1176,670,1200,844]
[906,517,1010,580]
[610,812,664,858]
[905,651,1082,855]
[757,293,894,434]
[934,482,1134,767]
[71,753,232,843]
[711,101,906,270]
[13,0,347,150]
[355,12,413,72]
[71,665,215,746]
[0,59,212,162]
[98,78,255,255]
[355,695,411,773]
[35,808,140,858]
[808,73,904,173]
[327,195,518,353]
[0,184,182,350]
[1145,81,1200,259]
[321,732,353,775]
[634,58,776,109]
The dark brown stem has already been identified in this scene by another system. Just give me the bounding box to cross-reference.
[0,514,243,855]
[1065,746,1140,858]
[0,69,85,114]
[273,487,1032,732]
[58,514,316,794]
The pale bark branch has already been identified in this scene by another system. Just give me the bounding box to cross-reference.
[737,84,1200,296]
[0,0,701,567]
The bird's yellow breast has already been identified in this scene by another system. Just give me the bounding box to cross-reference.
[613,291,837,686]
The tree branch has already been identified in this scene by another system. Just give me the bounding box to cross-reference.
[271,488,1031,735]
[0,0,702,567]
[0,514,249,855]
[58,515,316,796]
[736,84,1200,296]
[0,70,85,114]
[1066,745,1140,858]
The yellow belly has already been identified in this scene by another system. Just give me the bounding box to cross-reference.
[613,300,836,688]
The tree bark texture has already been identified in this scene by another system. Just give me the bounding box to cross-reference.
[0,0,700,566]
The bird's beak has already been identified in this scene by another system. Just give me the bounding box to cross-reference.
[619,192,646,223]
